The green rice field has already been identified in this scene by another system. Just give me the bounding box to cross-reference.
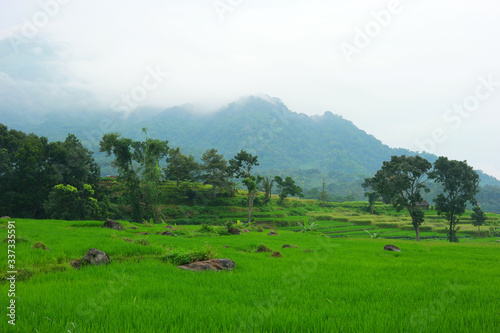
[1,215,499,332]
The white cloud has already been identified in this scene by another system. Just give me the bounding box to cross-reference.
[0,0,499,179]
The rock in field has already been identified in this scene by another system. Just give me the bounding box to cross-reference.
[384,244,401,252]
[271,251,283,258]
[228,227,241,235]
[282,244,291,248]
[160,231,175,236]
[102,219,123,231]
[178,259,236,272]
[241,228,250,233]
[83,248,111,266]
[267,230,279,236]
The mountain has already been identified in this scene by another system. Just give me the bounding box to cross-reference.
[2,95,500,207]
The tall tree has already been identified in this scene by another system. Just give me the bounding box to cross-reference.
[139,128,169,222]
[363,155,432,241]
[201,148,231,198]
[262,176,274,204]
[321,179,327,208]
[470,206,487,237]
[165,147,200,187]
[228,150,259,179]
[430,157,480,242]
[242,175,263,224]
[274,176,304,203]
[99,131,168,222]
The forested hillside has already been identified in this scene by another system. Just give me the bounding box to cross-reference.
[2,95,500,211]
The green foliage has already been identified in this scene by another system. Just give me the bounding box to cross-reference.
[164,244,218,266]
[471,206,487,236]
[0,125,100,218]
[99,131,168,222]
[363,155,432,241]
[274,176,304,203]
[43,184,100,220]
[200,148,233,198]
[228,150,259,179]
[164,147,200,187]
[297,218,319,232]
[430,157,480,242]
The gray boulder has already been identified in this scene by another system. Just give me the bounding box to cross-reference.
[228,227,241,235]
[102,219,123,231]
[83,248,111,266]
[178,259,236,272]
[384,244,401,252]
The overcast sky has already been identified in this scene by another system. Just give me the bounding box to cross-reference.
[1,0,499,179]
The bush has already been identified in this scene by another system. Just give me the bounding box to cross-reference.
[164,244,217,266]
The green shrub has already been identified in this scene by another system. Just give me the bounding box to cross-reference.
[164,244,217,266]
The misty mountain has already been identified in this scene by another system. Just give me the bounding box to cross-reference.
[2,95,500,198]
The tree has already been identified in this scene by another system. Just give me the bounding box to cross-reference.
[262,176,274,204]
[164,147,200,187]
[0,124,100,218]
[363,155,432,241]
[99,131,168,222]
[242,175,263,224]
[274,176,303,203]
[139,128,169,222]
[321,179,327,208]
[228,150,259,179]
[364,191,378,213]
[470,206,487,237]
[43,184,99,220]
[200,148,232,198]
[430,157,480,242]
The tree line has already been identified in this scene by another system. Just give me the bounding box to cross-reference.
[363,155,486,242]
[0,124,303,222]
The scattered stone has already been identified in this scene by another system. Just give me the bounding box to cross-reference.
[138,232,151,235]
[303,249,312,253]
[83,248,111,266]
[228,227,241,235]
[70,260,81,270]
[102,219,123,231]
[178,258,236,272]
[267,230,279,236]
[384,244,401,252]
[282,244,291,248]
[129,226,137,230]
[241,228,250,233]
[33,242,47,250]
[256,244,272,253]
[0,216,11,219]
[159,231,175,236]
[271,251,283,258]
[223,245,230,248]
[123,238,133,242]
[257,228,263,232]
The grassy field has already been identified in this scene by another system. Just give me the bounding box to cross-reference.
[1,216,499,332]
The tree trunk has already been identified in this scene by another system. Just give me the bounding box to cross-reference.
[247,190,254,224]
[449,213,453,243]
[478,226,480,237]
[415,225,420,242]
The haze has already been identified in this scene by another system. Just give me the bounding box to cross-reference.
[1,0,499,179]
